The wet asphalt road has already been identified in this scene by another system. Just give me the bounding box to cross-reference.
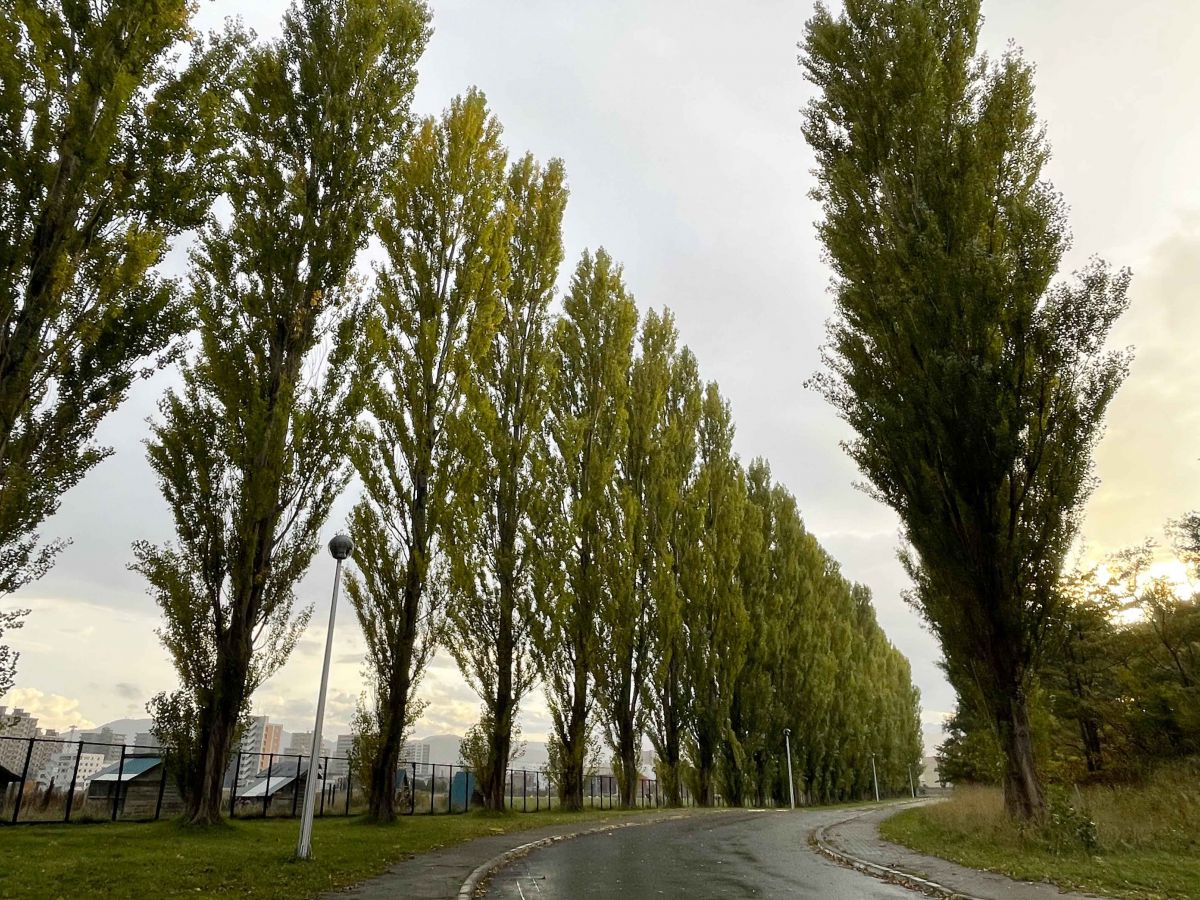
[482,808,917,899]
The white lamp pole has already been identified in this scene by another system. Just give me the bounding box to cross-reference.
[783,728,795,809]
[296,533,353,860]
[870,752,880,802]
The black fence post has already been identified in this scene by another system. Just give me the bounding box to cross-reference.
[292,755,303,817]
[509,768,513,810]
[263,753,273,818]
[155,751,169,821]
[64,740,83,822]
[410,762,416,815]
[111,745,127,821]
[523,770,527,812]
[344,769,351,815]
[231,751,242,819]
[11,737,34,823]
[535,772,540,812]
[431,764,436,814]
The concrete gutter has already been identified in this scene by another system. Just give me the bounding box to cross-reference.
[811,803,984,900]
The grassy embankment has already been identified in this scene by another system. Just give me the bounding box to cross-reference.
[881,759,1200,900]
[0,806,668,899]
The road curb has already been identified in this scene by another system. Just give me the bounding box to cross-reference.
[456,813,690,899]
[812,803,985,900]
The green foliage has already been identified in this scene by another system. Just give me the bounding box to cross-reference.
[137,0,428,824]
[802,0,1130,819]
[442,151,568,810]
[530,248,637,810]
[346,87,507,823]
[594,307,678,807]
[0,0,240,684]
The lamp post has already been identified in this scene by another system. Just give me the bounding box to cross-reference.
[783,728,795,810]
[296,533,353,860]
[870,752,880,802]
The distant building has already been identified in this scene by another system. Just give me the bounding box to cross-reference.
[399,741,430,766]
[78,727,126,763]
[287,731,314,756]
[87,756,182,819]
[133,732,161,751]
[237,716,277,782]
[235,757,323,815]
[0,709,64,778]
[39,750,106,790]
[918,755,943,788]
[0,707,39,772]
[327,734,354,777]
[261,723,283,769]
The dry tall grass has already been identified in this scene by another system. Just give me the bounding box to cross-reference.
[921,757,1200,854]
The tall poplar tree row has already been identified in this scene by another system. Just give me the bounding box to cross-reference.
[531,249,636,809]
[443,154,568,811]
[643,347,702,806]
[137,0,428,825]
[346,90,508,823]
[594,309,677,807]
[0,0,232,689]
[802,0,1129,819]
[682,384,749,805]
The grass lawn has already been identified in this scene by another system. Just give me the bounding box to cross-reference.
[0,807,665,899]
[880,764,1200,900]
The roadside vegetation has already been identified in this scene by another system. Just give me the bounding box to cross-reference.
[883,762,1200,899]
[0,806,666,900]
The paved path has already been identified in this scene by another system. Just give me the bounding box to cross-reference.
[483,807,917,899]
[326,802,1110,899]
[323,809,696,900]
[821,803,1106,900]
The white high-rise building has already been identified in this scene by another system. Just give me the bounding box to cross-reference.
[237,716,279,782]
[327,734,354,777]
[39,750,106,790]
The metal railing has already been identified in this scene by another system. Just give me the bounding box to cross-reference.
[0,734,693,825]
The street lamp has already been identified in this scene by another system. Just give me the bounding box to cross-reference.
[296,533,353,860]
[783,728,795,810]
[870,752,880,803]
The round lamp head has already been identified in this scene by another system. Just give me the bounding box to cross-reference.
[783,727,791,737]
[328,533,354,561]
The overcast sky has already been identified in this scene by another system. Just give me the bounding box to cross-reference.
[4,1,1199,758]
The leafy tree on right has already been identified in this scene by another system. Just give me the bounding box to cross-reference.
[801,0,1130,821]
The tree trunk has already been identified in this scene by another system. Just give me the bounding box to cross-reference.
[558,651,588,810]
[616,713,637,808]
[659,655,684,806]
[996,693,1044,821]
[485,555,516,811]
[368,665,410,823]
[188,721,233,825]
[183,635,250,825]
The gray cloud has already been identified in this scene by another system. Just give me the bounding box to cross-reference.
[7,0,1200,761]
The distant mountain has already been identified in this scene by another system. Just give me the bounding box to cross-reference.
[415,733,463,765]
[95,717,154,742]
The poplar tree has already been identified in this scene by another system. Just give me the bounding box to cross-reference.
[803,0,1129,819]
[0,0,232,673]
[444,153,568,811]
[681,384,749,805]
[643,346,702,806]
[347,90,508,823]
[595,308,676,807]
[531,249,636,810]
[136,0,428,824]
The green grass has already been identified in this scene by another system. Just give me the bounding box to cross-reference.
[880,762,1200,900]
[0,807,665,899]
